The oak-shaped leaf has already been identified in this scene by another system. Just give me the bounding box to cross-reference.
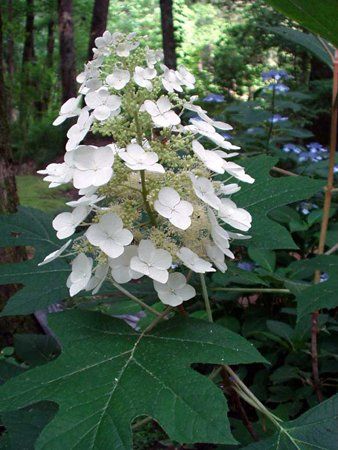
[0,207,70,316]
[244,393,338,449]
[0,403,58,450]
[232,156,323,249]
[0,310,266,449]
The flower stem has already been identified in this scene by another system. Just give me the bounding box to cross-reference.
[140,170,157,226]
[110,279,162,317]
[200,274,213,322]
[199,273,283,429]
[212,287,290,294]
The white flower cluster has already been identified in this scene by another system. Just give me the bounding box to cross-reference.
[38,32,254,307]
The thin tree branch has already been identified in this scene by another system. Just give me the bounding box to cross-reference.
[311,49,338,403]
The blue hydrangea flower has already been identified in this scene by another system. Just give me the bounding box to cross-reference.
[334,165,338,174]
[261,69,290,82]
[282,143,301,154]
[265,83,290,93]
[320,273,329,283]
[306,142,327,153]
[268,114,288,123]
[297,201,318,215]
[237,261,256,271]
[202,93,225,103]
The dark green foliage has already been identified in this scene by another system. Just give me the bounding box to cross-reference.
[244,394,338,449]
[264,0,338,47]
[232,156,324,249]
[0,311,265,449]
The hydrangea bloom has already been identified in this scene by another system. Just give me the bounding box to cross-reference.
[153,273,196,306]
[39,31,254,305]
[86,213,133,258]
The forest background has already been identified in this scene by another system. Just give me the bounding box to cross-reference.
[0,1,337,449]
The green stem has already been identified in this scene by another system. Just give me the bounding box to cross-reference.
[199,274,284,430]
[140,170,156,226]
[212,287,290,294]
[133,111,157,226]
[110,279,161,317]
[200,274,213,322]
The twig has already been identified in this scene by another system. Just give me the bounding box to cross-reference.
[311,49,338,403]
[212,287,290,294]
[271,166,298,177]
[110,279,162,317]
[231,386,260,441]
[199,274,283,431]
[132,416,152,431]
[325,243,338,255]
[143,306,172,334]
[200,274,213,322]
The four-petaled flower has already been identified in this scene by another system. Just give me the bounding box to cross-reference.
[67,253,93,297]
[109,245,143,284]
[85,264,109,294]
[176,65,195,89]
[153,272,196,306]
[161,66,183,93]
[206,244,227,273]
[177,247,215,273]
[218,198,252,232]
[133,66,157,91]
[189,174,221,210]
[53,96,81,126]
[208,209,234,258]
[72,145,115,189]
[222,160,255,184]
[130,240,172,283]
[85,88,121,121]
[86,212,133,258]
[119,143,164,173]
[106,68,130,90]
[52,206,89,239]
[192,140,228,174]
[154,187,193,230]
[143,96,180,128]
[37,152,74,188]
[66,108,94,151]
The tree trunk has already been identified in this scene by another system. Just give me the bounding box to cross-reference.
[46,18,55,68]
[88,0,110,60]
[0,5,40,347]
[22,0,35,65]
[37,18,55,113]
[19,0,36,151]
[7,0,14,80]
[58,0,76,103]
[0,10,18,214]
[159,0,177,69]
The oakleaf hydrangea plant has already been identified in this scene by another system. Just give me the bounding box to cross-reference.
[38,31,254,307]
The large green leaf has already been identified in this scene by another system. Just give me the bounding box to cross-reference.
[0,403,58,450]
[264,0,338,48]
[233,156,324,249]
[0,310,265,449]
[0,207,70,316]
[268,26,334,68]
[286,255,338,319]
[243,393,338,449]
